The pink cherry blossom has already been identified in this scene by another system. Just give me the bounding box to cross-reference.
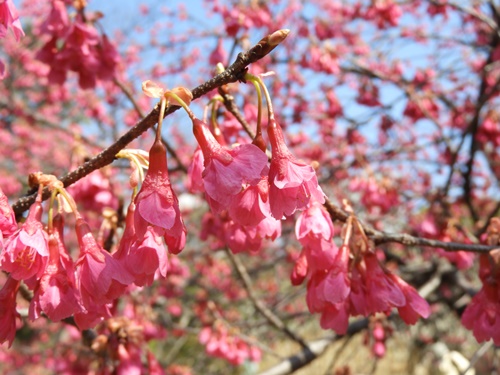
[36,12,121,89]
[199,324,261,366]
[29,235,84,322]
[295,199,334,245]
[113,202,138,261]
[389,273,431,325]
[301,237,339,275]
[96,34,121,81]
[67,169,118,213]
[73,302,112,331]
[304,242,430,334]
[134,140,186,255]
[462,253,500,344]
[362,253,406,314]
[209,39,228,66]
[127,226,168,287]
[267,118,324,219]
[0,186,17,238]
[0,276,20,347]
[306,245,350,313]
[291,251,308,286]
[0,200,48,281]
[193,118,268,210]
[224,213,281,254]
[186,147,205,194]
[40,0,69,38]
[363,0,402,29]
[0,0,24,41]
[462,282,500,345]
[75,218,133,308]
[227,177,270,227]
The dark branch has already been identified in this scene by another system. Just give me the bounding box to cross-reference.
[12,30,290,217]
[324,198,499,254]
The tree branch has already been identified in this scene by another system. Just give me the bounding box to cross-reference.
[324,198,499,253]
[224,248,311,350]
[12,30,290,217]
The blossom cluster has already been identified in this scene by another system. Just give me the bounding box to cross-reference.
[293,201,431,335]
[461,218,500,344]
[187,114,323,254]
[36,1,121,88]
[198,324,262,366]
[0,131,186,347]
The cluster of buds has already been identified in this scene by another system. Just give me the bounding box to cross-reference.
[363,318,393,358]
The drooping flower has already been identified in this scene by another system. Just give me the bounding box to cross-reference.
[134,139,186,254]
[295,199,334,246]
[37,13,121,89]
[306,244,351,333]
[75,218,133,308]
[461,281,500,344]
[267,118,324,219]
[186,147,205,194]
[462,239,500,345]
[127,226,168,287]
[29,234,84,322]
[0,0,24,41]
[0,186,17,238]
[361,253,406,315]
[73,302,112,331]
[389,273,431,324]
[0,200,48,281]
[66,169,118,213]
[193,118,268,211]
[209,39,228,66]
[304,243,430,334]
[290,251,308,286]
[40,0,69,38]
[0,276,20,347]
[227,176,270,227]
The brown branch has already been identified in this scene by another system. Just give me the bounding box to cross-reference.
[12,29,290,217]
[218,89,256,139]
[224,248,311,350]
[323,198,499,254]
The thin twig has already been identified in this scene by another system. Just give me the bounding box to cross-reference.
[224,248,311,350]
[323,198,499,254]
[460,341,494,375]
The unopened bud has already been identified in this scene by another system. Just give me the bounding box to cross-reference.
[268,29,290,47]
